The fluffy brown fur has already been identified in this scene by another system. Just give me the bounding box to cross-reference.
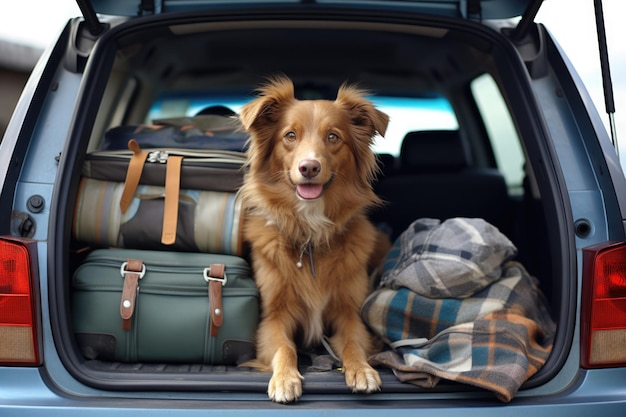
[239,76,390,403]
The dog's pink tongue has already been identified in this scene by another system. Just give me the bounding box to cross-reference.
[297,184,323,199]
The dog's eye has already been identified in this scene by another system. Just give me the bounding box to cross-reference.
[284,132,297,142]
[327,133,340,144]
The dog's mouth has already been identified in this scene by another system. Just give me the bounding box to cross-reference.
[292,174,335,201]
[296,183,324,200]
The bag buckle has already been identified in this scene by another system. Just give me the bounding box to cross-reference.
[205,264,226,337]
[119,259,145,331]
[204,267,227,285]
[120,261,146,279]
[147,150,169,164]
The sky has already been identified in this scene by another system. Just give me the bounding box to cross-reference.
[0,0,623,166]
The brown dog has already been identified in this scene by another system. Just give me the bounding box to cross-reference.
[239,76,389,403]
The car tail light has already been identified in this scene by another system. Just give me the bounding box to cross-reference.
[0,236,42,366]
[581,241,626,368]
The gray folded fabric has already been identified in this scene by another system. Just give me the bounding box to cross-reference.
[379,218,517,299]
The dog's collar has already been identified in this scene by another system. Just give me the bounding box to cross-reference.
[296,241,315,277]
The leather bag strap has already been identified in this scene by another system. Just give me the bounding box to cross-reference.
[206,264,225,337]
[120,139,149,213]
[120,258,144,331]
[162,155,183,245]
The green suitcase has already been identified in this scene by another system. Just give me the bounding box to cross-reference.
[72,248,258,365]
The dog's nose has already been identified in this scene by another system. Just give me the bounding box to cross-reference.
[298,159,321,179]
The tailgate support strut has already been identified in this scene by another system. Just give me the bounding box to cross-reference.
[75,0,105,36]
[510,0,543,42]
[594,0,619,157]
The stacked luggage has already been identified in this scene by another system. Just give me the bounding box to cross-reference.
[71,113,259,365]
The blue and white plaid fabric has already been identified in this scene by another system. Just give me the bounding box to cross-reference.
[379,217,518,298]
[362,218,555,402]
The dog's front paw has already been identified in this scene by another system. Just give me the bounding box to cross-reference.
[268,369,304,403]
[344,364,382,394]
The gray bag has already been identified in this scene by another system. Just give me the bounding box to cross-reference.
[74,145,246,255]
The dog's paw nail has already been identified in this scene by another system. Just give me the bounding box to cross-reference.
[268,372,304,403]
[345,366,382,394]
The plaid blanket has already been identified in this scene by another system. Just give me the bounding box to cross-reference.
[362,218,555,402]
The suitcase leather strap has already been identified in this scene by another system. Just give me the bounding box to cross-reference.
[120,139,148,213]
[162,155,183,245]
[206,264,225,337]
[120,139,183,246]
[120,258,145,331]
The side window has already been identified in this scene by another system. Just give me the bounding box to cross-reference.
[471,74,525,193]
[369,96,458,156]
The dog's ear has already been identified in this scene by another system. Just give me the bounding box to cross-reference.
[239,96,278,131]
[239,76,296,131]
[336,85,389,138]
[336,84,389,187]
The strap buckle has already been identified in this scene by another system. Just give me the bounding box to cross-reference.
[203,267,227,285]
[119,258,145,331]
[120,261,146,279]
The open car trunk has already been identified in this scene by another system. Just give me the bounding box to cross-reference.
[49,3,574,399]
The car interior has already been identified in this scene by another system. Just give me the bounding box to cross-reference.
[57,13,561,392]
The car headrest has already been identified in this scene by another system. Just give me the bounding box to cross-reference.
[376,153,397,176]
[399,130,470,173]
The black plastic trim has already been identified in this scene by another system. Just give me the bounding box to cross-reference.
[484,23,577,388]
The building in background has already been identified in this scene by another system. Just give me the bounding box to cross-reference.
[0,40,42,139]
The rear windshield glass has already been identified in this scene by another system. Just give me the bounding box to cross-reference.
[146,94,459,157]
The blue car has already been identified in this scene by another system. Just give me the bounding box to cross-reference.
[2,0,626,414]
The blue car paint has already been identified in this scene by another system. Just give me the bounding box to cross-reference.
[2,1,626,414]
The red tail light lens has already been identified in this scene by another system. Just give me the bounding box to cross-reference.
[581,241,626,368]
[0,236,42,366]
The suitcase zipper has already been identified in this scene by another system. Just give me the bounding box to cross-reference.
[86,149,246,166]
[73,259,252,293]
[80,258,250,275]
